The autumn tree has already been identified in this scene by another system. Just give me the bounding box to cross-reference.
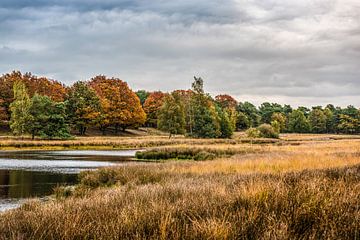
[143,91,166,128]
[157,93,185,138]
[9,81,32,136]
[65,81,101,135]
[0,71,67,123]
[89,75,146,134]
[215,94,237,109]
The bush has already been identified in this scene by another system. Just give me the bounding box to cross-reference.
[246,128,261,138]
[257,124,279,139]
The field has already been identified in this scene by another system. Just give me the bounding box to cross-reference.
[1,133,360,239]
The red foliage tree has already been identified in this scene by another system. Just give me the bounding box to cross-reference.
[143,91,166,127]
[215,94,238,109]
[89,75,146,133]
[0,71,67,123]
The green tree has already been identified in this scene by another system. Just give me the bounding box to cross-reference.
[288,110,310,133]
[190,77,220,138]
[324,107,335,133]
[66,81,101,135]
[9,81,31,136]
[157,93,185,138]
[259,102,283,124]
[237,102,261,127]
[136,90,150,106]
[309,109,327,133]
[236,112,251,130]
[29,95,71,139]
[216,105,234,138]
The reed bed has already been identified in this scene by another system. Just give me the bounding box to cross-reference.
[1,136,360,239]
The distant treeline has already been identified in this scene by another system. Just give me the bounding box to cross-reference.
[0,71,359,139]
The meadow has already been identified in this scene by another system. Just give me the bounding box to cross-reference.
[0,133,360,239]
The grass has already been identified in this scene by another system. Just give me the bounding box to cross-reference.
[1,134,360,239]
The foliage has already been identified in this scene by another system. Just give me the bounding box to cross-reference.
[257,123,279,138]
[246,127,261,138]
[29,95,71,139]
[237,102,261,127]
[89,75,146,133]
[271,112,286,132]
[135,90,150,106]
[288,110,310,133]
[258,102,284,124]
[65,81,101,135]
[157,93,186,138]
[190,77,221,138]
[215,94,237,109]
[9,81,32,136]
[236,112,251,130]
[309,109,327,133]
[0,71,66,123]
[337,114,359,134]
[143,91,166,127]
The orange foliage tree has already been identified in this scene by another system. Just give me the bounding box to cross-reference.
[0,71,67,123]
[215,94,238,109]
[143,91,166,127]
[89,75,146,134]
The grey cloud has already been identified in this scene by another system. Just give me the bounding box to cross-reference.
[0,0,359,107]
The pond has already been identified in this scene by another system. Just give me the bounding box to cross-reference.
[0,150,139,212]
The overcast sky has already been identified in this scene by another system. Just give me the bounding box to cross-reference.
[0,0,359,107]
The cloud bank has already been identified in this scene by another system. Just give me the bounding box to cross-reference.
[0,0,359,107]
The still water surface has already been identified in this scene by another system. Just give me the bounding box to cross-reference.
[0,150,138,212]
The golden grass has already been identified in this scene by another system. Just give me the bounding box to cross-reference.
[1,134,360,239]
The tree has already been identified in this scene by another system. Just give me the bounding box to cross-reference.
[337,114,359,134]
[28,94,71,139]
[271,112,287,132]
[237,102,261,128]
[66,81,101,135]
[143,91,166,128]
[236,112,251,130]
[259,102,283,124]
[324,107,335,133]
[309,109,327,133]
[215,94,237,109]
[190,77,221,138]
[157,93,185,138]
[288,110,310,133]
[89,75,146,134]
[136,90,150,106]
[216,104,235,138]
[0,71,67,124]
[9,81,31,136]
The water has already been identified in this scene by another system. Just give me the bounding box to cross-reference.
[0,150,138,212]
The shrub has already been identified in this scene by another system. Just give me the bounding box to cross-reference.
[246,128,261,138]
[257,124,279,139]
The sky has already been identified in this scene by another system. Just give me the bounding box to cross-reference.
[0,0,359,107]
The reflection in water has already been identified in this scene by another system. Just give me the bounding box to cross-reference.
[0,150,139,212]
[0,169,77,199]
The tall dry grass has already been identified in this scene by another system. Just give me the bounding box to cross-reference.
[0,136,360,239]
